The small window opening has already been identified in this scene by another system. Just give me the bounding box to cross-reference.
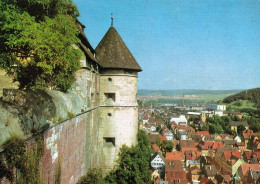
[104,93,115,102]
[108,113,112,116]
[103,137,115,147]
[108,78,112,82]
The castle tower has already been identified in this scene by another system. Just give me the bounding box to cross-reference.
[95,25,142,172]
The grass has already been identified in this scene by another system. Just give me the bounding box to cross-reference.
[224,100,257,111]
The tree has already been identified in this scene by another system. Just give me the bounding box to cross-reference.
[209,123,223,134]
[77,168,104,184]
[160,140,173,156]
[237,125,246,136]
[103,130,151,184]
[0,0,81,91]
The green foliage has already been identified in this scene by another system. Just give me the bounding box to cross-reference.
[77,168,105,184]
[156,136,161,146]
[103,130,152,184]
[0,135,44,183]
[55,158,61,184]
[207,115,232,134]
[209,123,223,134]
[67,111,75,119]
[247,117,260,132]
[0,0,81,91]
[160,140,173,156]
[223,88,260,107]
[237,125,246,136]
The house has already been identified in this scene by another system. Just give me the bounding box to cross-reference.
[229,121,249,132]
[199,177,214,184]
[148,134,162,144]
[166,152,183,161]
[165,160,188,183]
[177,130,187,140]
[243,151,260,164]
[198,141,224,156]
[204,165,218,180]
[185,151,202,167]
[238,164,260,183]
[235,142,246,152]
[162,128,174,141]
[232,159,245,176]
[170,115,187,126]
[151,152,166,178]
[234,135,241,143]
[222,139,237,147]
[189,166,201,184]
[208,104,226,111]
[197,131,210,136]
[152,143,160,154]
[180,140,197,153]
[152,169,160,181]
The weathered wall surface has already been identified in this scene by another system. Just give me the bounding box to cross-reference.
[99,72,138,172]
[99,106,138,172]
[0,89,87,146]
[42,109,101,184]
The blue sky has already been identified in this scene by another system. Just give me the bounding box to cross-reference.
[74,0,260,90]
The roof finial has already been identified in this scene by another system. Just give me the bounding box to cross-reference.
[111,13,113,26]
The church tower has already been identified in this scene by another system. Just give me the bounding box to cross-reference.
[96,24,142,172]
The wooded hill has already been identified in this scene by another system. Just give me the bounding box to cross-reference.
[223,88,260,106]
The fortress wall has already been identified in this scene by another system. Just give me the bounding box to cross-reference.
[41,108,100,184]
[0,89,101,184]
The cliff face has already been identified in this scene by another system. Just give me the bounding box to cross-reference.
[0,89,86,146]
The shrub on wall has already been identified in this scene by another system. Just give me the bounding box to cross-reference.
[0,135,44,183]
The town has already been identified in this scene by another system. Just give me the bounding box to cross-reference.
[139,102,260,184]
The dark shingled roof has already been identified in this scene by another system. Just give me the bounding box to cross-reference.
[95,26,142,71]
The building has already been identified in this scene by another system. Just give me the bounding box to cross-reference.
[208,104,226,111]
[151,152,166,178]
[96,24,142,172]
[0,19,142,182]
[170,115,188,126]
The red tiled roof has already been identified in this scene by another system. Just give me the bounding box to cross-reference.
[232,151,241,159]
[166,152,182,160]
[166,170,186,181]
[244,151,253,160]
[160,135,167,141]
[186,154,192,160]
[212,142,224,149]
[197,131,210,136]
[199,177,214,184]
[151,144,160,153]
[240,164,260,175]
[223,151,232,160]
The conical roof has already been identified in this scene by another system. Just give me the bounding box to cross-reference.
[95,26,142,71]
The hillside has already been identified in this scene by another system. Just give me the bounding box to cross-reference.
[138,89,242,96]
[223,88,260,106]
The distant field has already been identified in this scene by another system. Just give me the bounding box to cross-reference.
[138,89,243,96]
[138,89,243,105]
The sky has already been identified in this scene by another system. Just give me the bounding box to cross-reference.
[74,0,260,90]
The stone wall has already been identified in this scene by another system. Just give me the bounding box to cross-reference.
[42,109,101,184]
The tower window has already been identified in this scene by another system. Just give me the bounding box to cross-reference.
[108,113,112,116]
[104,93,115,102]
[108,77,112,82]
[103,137,115,147]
